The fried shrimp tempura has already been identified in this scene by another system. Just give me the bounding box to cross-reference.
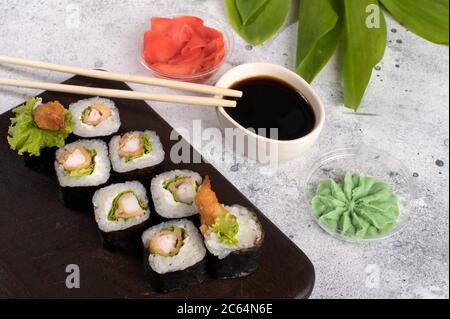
[32,101,66,131]
[195,176,227,234]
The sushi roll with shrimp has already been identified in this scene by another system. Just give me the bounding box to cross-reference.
[195,176,264,279]
[93,181,151,252]
[150,170,202,220]
[69,97,121,140]
[55,139,110,212]
[7,98,73,174]
[109,130,165,184]
[141,219,207,293]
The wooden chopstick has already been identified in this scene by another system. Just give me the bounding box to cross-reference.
[0,55,242,98]
[0,78,236,108]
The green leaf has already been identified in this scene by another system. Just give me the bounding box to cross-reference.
[343,0,387,110]
[163,176,184,190]
[380,0,449,45]
[236,0,270,26]
[296,0,342,83]
[210,211,239,245]
[226,0,290,46]
[7,98,73,156]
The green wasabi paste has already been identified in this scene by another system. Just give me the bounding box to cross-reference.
[311,172,399,238]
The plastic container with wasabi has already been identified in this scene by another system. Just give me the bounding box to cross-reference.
[305,146,413,242]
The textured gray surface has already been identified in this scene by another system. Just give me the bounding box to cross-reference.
[0,0,448,299]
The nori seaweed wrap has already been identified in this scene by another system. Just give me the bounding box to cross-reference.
[141,219,207,293]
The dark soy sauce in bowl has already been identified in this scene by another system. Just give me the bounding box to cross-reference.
[225,76,316,141]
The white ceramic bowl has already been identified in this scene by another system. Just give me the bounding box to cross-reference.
[215,63,325,162]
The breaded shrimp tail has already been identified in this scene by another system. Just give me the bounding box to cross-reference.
[195,176,227,234]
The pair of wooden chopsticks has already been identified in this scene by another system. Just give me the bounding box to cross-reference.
[0,55,242,107]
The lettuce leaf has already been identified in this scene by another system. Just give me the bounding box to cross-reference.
[108,190,148,221]
[7,98,73,157]
[162,176,184,189]
[63,149,97,178]
[210,211,239,245]
[81,106,91,123]
[123,133,152,162]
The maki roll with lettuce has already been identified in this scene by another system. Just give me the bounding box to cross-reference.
[93,181,151,252]
[141,219,207,293]
[55,139,110,212]
[109,130,165,184]
[195,176,264,279]
[7,98,73,173]
[69,97,121,140]
[150,170,202,220]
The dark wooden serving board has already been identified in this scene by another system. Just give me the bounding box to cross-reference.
[0,75,315,299]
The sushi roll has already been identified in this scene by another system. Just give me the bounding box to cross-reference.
[69,97,121,140]
[93,181,151,252]
[55,139,110,212]
[7,98,73,174]
[195,176,264,279]
[141,219,207,293]
[150,170,202,220]
[109,130,165,184]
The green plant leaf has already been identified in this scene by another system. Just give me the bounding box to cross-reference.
[343,0,387,110]
[235,0,270,26]
[225,0,290,46]
[380,0,449,45]
[296,0,342,83]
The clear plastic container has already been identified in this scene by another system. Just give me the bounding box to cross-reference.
[138,13,233,83]
[305,146,414,243]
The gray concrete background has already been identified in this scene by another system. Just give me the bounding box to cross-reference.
[0,0,448,299]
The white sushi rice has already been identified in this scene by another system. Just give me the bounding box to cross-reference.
[150,170,202,218]
[204,205,263,259]
[142,219,206,274]
[109,130,165,173]
[55,139,110,187]
[93,181,150,232]
[69,97,121,137]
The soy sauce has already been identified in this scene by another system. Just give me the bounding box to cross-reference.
[225,76,316,141]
